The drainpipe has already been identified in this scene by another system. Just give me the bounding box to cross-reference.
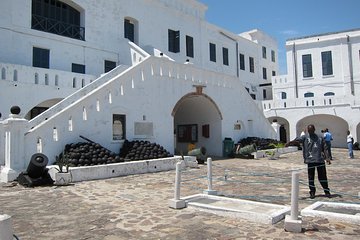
[292,43,298,98]
[347,35,355,95]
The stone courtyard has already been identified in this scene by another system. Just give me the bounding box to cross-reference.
[1,148,359,240]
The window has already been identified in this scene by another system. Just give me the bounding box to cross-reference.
[113,114,126,140]
[239,53,245,70]
[209,43,216,62]
[186,35,194,58]
[249,57,254,73]
[72,63,85,74]
[302,54,313,78]
[324,92,335,96]
[31,0,84,40]
[281,92,287,99]
[304,92,314,98]
[262,67,267,80]
[271,50,275,62]
[222,47,229,66]
[124,19,135,42]
[263,89,267,99]
[104,60,116,73]
[33,47,49,69]
[168,29,180,53]
[272,70,276,76]
[321,51,333,76]
[262,46,266,59]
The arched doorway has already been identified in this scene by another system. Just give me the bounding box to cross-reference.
[267,117,290,143]
[172,93,222,156]
[25,98,63,120]
[297,114,348,148]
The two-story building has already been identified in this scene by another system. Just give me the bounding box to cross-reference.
[263,29,360,148]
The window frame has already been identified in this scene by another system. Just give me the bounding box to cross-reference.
[209,43,216,62]
[302,54,313,78]
[249,57,254,73]
[186,35,194,58]
[239,53,245,70]
[33,47,50,69]
[168,29,180,53]
[321,51,333,76]
[222,47,229,66]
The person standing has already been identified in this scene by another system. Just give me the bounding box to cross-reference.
[347,130,354,159]
[295,124,331,199]
[323,128,333,160]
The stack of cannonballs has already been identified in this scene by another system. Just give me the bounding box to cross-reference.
[61,142,121,167]
[58,140,173,167]
[120,140,173,161]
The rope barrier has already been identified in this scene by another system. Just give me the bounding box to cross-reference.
[174,156,360,205]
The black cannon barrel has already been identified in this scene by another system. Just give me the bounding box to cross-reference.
[26,153,49,179]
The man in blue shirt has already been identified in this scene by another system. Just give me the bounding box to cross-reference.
[323,128,333,160]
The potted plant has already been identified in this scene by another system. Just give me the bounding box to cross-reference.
[54,151,72,185]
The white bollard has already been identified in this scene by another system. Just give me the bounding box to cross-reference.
[169,161,186,209]
[0,214,13,240]
[204,157,217,195]
[290,170,300,220]
[284,170,302,233]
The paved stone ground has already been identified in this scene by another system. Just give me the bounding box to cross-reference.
[1,148,359,240]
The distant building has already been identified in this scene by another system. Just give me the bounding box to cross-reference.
[263,28,360,147]
[0,0,278,182]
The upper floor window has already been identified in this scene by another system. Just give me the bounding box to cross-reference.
[321,51,333,76]
[72,63,85,74]
[209,43,216,62]
[31,0,84,40]
[186,35,194,58]
[272,71,276,76]
[249,57,254,73]
[262,46,266,59]
[304,92,314,98]
[263,89,267,99]
[124,19,135,42]
[239,53,245,70]
[302,54,313,78]
[262,67,267,80]
[222,47,229,66]
[281,92,287,99]
[271,50,276,62]
[33,47,49,69]
[168,29,180,53]
[104,60,116,73]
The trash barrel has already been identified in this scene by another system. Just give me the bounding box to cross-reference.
[223,138,234,157]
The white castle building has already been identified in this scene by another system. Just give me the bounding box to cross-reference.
[263,29,360,148]
[0,0,279,182]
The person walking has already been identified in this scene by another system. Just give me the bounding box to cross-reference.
[295,124,331,199]
[347,130,354,159]
[323,128,333,160]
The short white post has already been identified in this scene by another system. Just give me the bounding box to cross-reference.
[169,161,185,209]
[0,214,13,240]
[203,157,217,195]
[284,170,302,232]
[290,170,300,220]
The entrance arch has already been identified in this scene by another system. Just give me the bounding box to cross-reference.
[172,93,222,156]
[267,117,290,143]
[25,98,63,120]
[297,114,348,148]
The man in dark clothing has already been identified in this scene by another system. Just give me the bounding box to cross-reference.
[295,124,331,199]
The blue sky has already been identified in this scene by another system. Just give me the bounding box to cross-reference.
[198,0,360,74]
